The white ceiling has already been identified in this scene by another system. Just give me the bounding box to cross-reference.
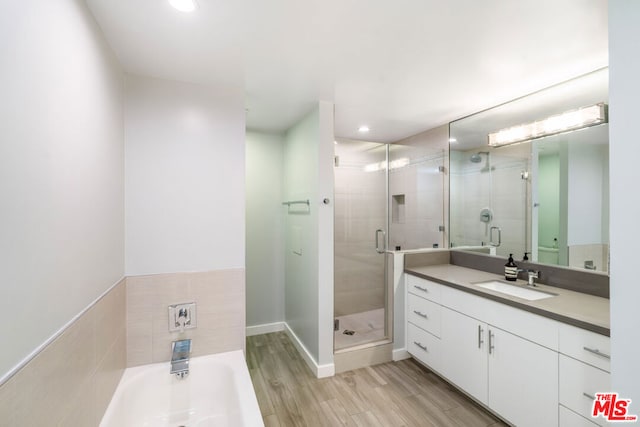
[86,0,608,143]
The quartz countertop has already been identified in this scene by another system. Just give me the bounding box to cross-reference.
[405,264,610,336]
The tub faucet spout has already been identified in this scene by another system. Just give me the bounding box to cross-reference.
[170,339,191,378]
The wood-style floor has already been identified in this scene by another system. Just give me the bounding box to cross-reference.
[246,332,508,427]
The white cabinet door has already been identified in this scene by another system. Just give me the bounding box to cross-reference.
[440,307,488,404]
[488,327,559,427]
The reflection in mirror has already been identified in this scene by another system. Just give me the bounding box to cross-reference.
[449,68,609,273]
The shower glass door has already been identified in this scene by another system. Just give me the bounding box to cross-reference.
[388,140,448,251]
[334,139,388,351]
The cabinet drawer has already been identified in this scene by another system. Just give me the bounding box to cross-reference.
[408,293,441,337]
[407,274,442,303]
[408,323,440,372]
[560,405,599,427]
[559,355,611,426]
[559,323,610,372]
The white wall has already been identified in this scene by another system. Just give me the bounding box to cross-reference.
[609,0,640,405]
[317,101,335,368]
[124,75,245,275]
[246,131,285,327]
[0,0,124,379]
[283,102,334,370]
[567,143,607,246]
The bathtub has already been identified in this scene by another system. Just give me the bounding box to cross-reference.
[100,350,263,427]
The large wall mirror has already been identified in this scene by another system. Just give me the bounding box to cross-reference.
[449,68,609,273]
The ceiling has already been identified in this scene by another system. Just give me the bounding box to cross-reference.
[86,0,608,143]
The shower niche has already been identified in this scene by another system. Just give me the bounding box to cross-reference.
[392,194,405,224]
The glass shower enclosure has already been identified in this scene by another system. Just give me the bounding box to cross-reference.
[334,135,448,352]
[334,140,389,351]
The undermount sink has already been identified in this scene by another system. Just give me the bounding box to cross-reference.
[475,280,557,301]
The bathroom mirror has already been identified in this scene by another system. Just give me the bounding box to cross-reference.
[449,68,609,273]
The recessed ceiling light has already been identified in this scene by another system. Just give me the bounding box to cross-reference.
[169,0,198,12]
[358,125,370,133]
[449,137,457,143]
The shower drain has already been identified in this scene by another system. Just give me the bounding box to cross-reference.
[343,329,355,335]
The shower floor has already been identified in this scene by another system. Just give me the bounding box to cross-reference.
[334,308,385,351]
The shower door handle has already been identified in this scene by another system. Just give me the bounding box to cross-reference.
[375,229,386,254]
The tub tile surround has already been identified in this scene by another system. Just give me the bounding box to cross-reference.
[0,269,245,425]
[0,279,127,426]
[126,268,246,367]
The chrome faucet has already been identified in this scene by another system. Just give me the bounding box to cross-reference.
[527,270,540,287]
[170,339,191,378]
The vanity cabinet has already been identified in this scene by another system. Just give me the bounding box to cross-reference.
[560,405,600,427]
[439,306,558,427]
[407,273,559,427]
[406,275,444,373]
[488,325,558,427]
[440,307,488,404]
[405,271,610,427]
[558,323,611,427]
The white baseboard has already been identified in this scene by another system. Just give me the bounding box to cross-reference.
[284,323,335,378]
[392,348,411,361]
[246,322,285,337]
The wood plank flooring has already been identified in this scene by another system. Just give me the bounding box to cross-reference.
[246,332,508,427]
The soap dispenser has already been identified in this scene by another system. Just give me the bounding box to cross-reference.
[505,254,518,281]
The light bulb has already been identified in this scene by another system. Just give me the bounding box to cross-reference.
[169,0,198,13]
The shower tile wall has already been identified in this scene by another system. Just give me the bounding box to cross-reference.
[389,125,449,251]
[388,158,446,250]
[0,279,126,426]
[334,163,386,317]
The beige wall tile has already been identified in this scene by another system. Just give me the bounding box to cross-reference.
[95,279,126,364]
[126,320,153,367]
[0,376,16,425]
[128,269,245,365]
[4,280,127,426]
[126,275,154,366]
[4,269,242,425]
[17,306,97,426]
[57,380,95,427]
[94,334,126,423]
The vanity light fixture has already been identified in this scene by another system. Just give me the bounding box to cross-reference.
[488,103,607,147]
[364,157,410,172]
[169,0,198,12]
[358,125,370,133]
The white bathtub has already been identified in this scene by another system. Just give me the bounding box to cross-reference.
[100,350,263,427]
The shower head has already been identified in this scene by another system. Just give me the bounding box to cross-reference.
[470,151,489,163]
